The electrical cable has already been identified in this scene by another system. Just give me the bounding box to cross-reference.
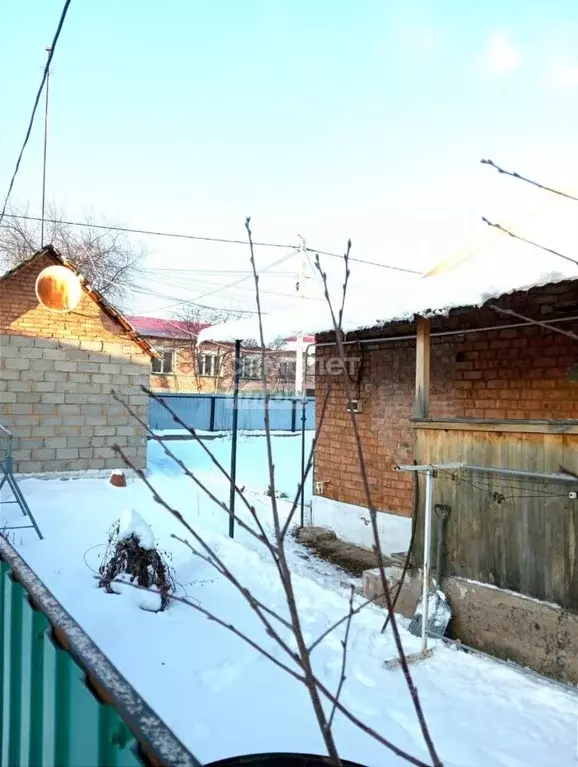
[2,213,422,274]
[0,0,73,226]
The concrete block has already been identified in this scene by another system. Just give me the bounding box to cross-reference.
[43,393,66,404]
[34,426,57,437]
[128,395,149,407]
[80,341,103,352]
[9,335,35,347]
[100,363,121,375]
[77,384,101,395]
[77,363,99,373]
[69,373,90,383]
[5,358,30,370]
[0,369,20,380]
[113,436,128,447]
[30,360,53,371]
[58,427,81,437]
[32,448,57,461]
[35,404,58,415]
[111,375,129,386]
[17,461,43,473]
[105,457,124,469]
[12,450,32,462]
[18,347,44,359]
[79,448,95,459]
[34,338,56,348]
[64,459,91,471]
[53,361,77,373]
[21,369,46,382]
[32,382,56,392]
[82,405,102,416]
[10,426,32,437]
[42,348,67,361]
[94,446,115,459]
[91,459,106,470]
[61,339,81,350]
[0,346,21,358]
[44,438,68,449]
[44,372,66,382]
[64,394,87,405]
[38,417,62,426]
[86,416,107,426]
[60,405,81,415]
[7,381,31,393]
[67,349,92,361]
[62,416,85,426]
[0,392,17,404]
[67,437,92,448]
[92,374,111,384]
[88,353,109,363]
[90,437,105,447]
[56,448,79,460]
[94,426,115,437]
[116,425,138,437]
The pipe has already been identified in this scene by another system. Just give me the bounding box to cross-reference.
[228,339,241,538]
[421,468,434,653]
[309,314,578,350]
[464,465,578,483]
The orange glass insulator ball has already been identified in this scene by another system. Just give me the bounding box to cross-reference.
[35,265,83,313]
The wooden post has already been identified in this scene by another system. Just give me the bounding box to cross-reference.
[414,316,430,419]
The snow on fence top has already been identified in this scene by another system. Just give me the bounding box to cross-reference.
[198,229,578,346]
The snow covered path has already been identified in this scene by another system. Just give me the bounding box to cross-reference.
[4,435,577,767]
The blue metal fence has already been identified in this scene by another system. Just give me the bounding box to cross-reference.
[149,393,315,433]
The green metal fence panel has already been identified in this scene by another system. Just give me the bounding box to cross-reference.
[0,544,200,767]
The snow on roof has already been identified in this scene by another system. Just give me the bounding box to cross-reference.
[126,315,210,339]
[198,206,578,345]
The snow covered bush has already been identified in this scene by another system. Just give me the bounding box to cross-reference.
[98,508,175,610]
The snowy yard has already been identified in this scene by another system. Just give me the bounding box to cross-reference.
[4,434,577,767]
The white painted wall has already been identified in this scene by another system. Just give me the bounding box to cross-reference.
[310,495,412,555]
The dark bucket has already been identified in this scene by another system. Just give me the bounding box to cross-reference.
[205,754,368,767]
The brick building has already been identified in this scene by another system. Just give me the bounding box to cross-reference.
[312,274,578,681]
[128,315,315,395]
[313,277,578,541]
[0,246,155,474]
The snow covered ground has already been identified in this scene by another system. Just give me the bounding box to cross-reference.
[3,434,577,767]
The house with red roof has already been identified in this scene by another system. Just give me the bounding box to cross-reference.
[127,316,315,395]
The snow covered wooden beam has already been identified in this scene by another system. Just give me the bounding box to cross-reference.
[414,316,431,419]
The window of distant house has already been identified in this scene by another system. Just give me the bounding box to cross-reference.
[199,351,220,377]
[152,349,175,375]
[278,358,297,382]
[240,355,263,380]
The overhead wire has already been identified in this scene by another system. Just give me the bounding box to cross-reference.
[2,213,422,274]
[0,0,73,226]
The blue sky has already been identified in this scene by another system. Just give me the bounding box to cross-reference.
[2,1,578,315]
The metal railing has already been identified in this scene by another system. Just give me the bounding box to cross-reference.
[0,536,201,767]
[0,423,42,539]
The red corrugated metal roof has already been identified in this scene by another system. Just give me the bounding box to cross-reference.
[125,315,210,339]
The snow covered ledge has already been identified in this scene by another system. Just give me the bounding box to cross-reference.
[310,495,411,556]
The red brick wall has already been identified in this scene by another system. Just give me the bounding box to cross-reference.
[314,280,578,517]
[0,254,126,342]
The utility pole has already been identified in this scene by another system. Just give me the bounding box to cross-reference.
[41,46,52,246]
[294,236,307,397]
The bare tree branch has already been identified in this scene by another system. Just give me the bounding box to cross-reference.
[0,202,146,306]
[315,246,442,767]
